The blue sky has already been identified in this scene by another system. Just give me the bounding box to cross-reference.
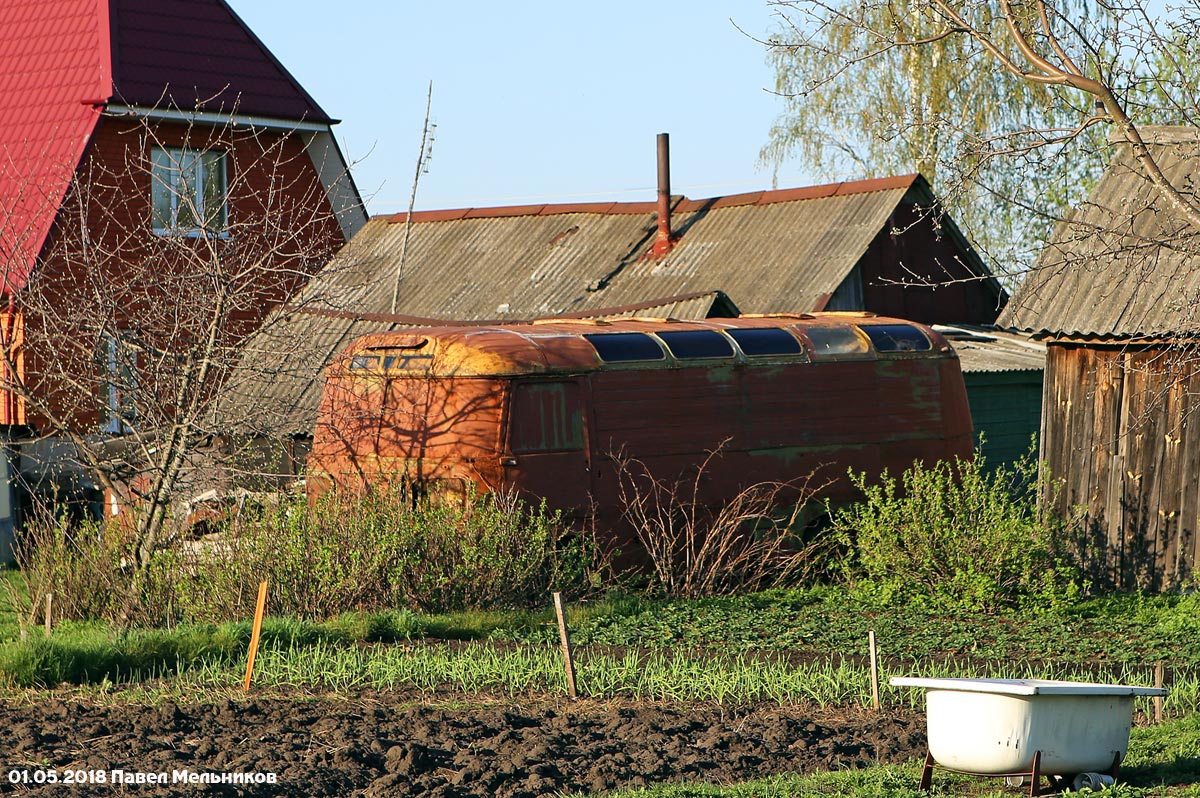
[234,1,1177,217]
[233,1,803,215]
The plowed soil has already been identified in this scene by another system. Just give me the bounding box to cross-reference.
[0,691,926,797]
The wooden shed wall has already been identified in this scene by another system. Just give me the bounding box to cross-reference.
[1042,343,1200,589]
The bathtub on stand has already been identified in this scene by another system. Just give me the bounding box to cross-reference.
[890,677,1168,796]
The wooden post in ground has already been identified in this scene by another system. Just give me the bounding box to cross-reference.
[243,581,269,692]
[552,591,579,700]
[44,593,52,637]
[1154,661,1164,724]
[868,630,881,710]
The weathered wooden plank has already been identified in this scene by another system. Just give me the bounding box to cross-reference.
[1044,344,1200,590]
[1180,363,1200,584]
[1157,352,1186,586]
[1092,349,1122,587]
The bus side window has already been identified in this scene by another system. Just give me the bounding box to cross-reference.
[510,382,585,453]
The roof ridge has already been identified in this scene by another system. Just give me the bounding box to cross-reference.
[378,174,922,224]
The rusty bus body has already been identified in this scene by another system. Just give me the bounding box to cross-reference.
[308,314,973,537]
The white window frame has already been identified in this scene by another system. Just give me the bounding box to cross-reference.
[100,332,139,434]
[150,146,228,236]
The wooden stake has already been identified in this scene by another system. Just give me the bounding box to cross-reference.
[1154,661,1164,724]
[552,591,578,700]
[43,593,52,637]
[243,581,269,692]
[868,630,881,711]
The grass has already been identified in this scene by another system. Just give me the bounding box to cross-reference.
[178,642,880,704]
[491,587,1200,667]
[572,767,933,798]
[1,568,24,642]
[3,586,1200,711]
[1126,713,1200,789]
[163,643,1194,714]
[8,627,1189,718]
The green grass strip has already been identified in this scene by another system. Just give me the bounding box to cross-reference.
[157,640,1200,715]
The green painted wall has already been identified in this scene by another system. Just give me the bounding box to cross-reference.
[963,370,1043,467]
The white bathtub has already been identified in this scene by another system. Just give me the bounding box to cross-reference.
[890,677,1167,776]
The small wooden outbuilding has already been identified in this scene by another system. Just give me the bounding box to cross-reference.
[1001,127,1200,590]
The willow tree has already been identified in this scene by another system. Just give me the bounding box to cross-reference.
[762,1,1196,277]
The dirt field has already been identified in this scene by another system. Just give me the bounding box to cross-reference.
[0,691,926,796]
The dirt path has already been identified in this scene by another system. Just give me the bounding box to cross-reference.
[0,691,926,797]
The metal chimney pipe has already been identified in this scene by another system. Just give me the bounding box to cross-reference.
[653,132,674,257]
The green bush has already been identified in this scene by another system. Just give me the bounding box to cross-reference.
[8,489,600,628]
[4,513,145,630]
[174,488,599,620]
[828,446,1083,613]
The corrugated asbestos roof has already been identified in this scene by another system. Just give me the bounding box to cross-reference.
[347,175,922,319]
[220,174,973,434]
[1000,127,1200,337]
[933,325,1046,373]
[559,290,740,320]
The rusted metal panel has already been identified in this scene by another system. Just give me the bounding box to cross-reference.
[309,372,506,500]
[309,315,974,546]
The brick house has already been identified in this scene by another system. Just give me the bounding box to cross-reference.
[0,0,366,549]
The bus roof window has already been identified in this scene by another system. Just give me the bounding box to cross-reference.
[806,327,870,358]
[860,324,932,352]
[657,330,735,359]
[727,328,804,356]
[584,332,667,362]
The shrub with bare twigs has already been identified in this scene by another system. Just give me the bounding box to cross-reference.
[613,443,831,598]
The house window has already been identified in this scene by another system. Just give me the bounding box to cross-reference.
[151,147,228,234]
[99,333,138,433]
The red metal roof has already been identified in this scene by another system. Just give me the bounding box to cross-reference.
[0,0,109,293]
[1,0,333,294]
[110,0,332,123]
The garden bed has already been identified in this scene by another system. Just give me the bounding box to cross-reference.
[0,690,925,797]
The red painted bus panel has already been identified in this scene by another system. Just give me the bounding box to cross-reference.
[308,315,974,537]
